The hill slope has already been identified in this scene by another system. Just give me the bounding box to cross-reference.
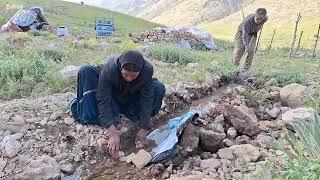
[0,0,160,37]
[201,0,320,48]
[64,0,253,26]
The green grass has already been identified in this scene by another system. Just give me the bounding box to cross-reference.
[0,0,161,37]
[148,42,318,86]
[0,40,68,99]
[305,88,320,112]
[280,113,320,179]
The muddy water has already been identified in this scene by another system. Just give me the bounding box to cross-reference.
[82,83,240,179]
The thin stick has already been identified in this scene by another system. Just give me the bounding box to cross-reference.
[267,29,276,55]
[312,24,320,59]
[289,12,302,59]
[255,26,263,53]
[294,30,303,57]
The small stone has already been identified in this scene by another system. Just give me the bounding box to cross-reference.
[275,150,284,156]
[74,155,81,162]
[214,115,224,123]
[200,158,221,170]
[40,117,49,126]
[266,107,281,119]
[75,124,83,132]
[256,134,279,149]
[50,111,64,120]
[223,139,235,147]
[60,163,75,175]
[64,117,75,125]
[43,146,52,153]
[217,148,234,160]
[132,149,152,169]
[2,138,22,158]
[227,128,237,138]
[207,123,224,134]
[120,153,136,163]
[118,151,125,158]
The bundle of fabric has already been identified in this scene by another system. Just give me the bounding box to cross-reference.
[1,7,49,32]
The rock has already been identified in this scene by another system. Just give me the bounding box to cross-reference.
[230,144,260,163]
[221,105,261,137]
[0,159,7,172]
[40,117,49,126]
[227,127,237,138]
[1,137,22,158]
[120,153,136,163]
[259,121,279,131]
[235,135,251,145]
[207,123,224,134]
[60,65,81,79]
[3,115,26,133]
[49,111,64,121]
[60,163,75,175]
[64,117,75,125]
[282,107,317,129]
[168,175,203,180]
[256,135,279,149]
[266,107,281,119]
[18,155,32,165]
[132,150,152,169]
[223,139,235,147]
[73,155,81,162]
[118,151,125,158]
[15,155,60,180]
[217,148,234,160]
[200,158,221,170]
[162,164,173,179]
[11,115,25,125]
[264,78,278,87]
[199,128,224,153]
[280,83,312,108]
[181,124,199,152]
[214,115,224,123]
[267,91,280,102]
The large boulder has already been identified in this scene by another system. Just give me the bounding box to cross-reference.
[180,124,199,152]
[282,107,318,129]
[0,134,23,158]
[199,128,224,153]
[280,83,312,108]
[15,155,60,180]
[221,105,261,137]
[218,144,260,163]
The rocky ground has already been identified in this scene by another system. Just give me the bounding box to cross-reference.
[0,74,317,180]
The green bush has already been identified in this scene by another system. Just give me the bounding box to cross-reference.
[0,43,66,99]
[305,88,320,112]
[281,113,320,179]
[118,39,137,52]
[149,43,196,65]
[38,48,67,62]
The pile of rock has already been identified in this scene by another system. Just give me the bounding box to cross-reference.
[0,75,317,179]
[129,27,217,50]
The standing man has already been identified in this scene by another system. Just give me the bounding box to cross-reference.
[232,8,268,71]
[70,50,166,158]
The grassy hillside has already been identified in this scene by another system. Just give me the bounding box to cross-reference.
[136,0,248,26]
[0,0,160,37]
[200,0,320,49]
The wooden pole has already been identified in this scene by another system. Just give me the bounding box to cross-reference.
[289,12,302,59]
[294,30,303,57]
[267,29,276,55]
[241,7,245,20]
[255,26,263,53]
[312,24,320,59]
